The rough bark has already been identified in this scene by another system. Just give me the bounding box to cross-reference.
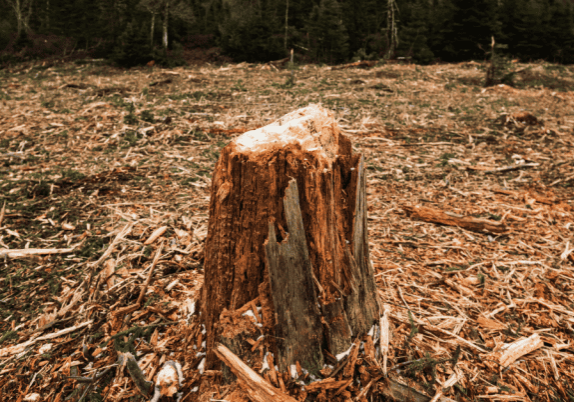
[201,104,379,372]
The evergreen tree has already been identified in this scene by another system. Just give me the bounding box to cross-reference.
[512,0,549,61]
[112,18,153,66]
[2,0,574,65]
[306,0,349,63]
[340,0,386,59]
[546,0,574,63]
[218,0,284,62]
[438,0,497,61]
[396,0,434,64]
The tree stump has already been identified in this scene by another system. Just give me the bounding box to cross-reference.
[200,104,380,375]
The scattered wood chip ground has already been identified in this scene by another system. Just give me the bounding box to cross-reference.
[0,60,573,402]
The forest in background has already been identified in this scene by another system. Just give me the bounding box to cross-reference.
[1,0,574,67]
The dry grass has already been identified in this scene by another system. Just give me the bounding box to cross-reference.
[0,59,573,401]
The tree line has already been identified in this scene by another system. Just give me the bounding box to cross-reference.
[1,0,574,66]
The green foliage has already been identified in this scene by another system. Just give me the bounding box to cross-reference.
[152,42,186,68]
[306,0,349,63]
[485,40,516,87]
[438,0,497,62]
[0,330,17,345]
[61,169,86,182]
[78,236,106,259]
[122,131,142,148]
[395,0,435,64]
[272,73,296,89]
[140,110,155,123]
[231,79,247,92]
[112,20,153,68]
[218,1,284,62]
[1,0,574,66]
[404,352,440,390]
[123,103,138,125]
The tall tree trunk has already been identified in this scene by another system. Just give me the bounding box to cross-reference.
[200,105,380,374]
[24,0,32,33]
[14,0,23,39]
[386,0,399,59]
[284,0,289,51]
[150,12,155,48]
[162,1,169,50]
[9,0,34,39]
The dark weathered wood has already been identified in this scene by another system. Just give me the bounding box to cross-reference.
[123,352,154,398]
[382,377,457,402]
[265,179,324,373]
[345,155,380,337]
[322,298,352,355]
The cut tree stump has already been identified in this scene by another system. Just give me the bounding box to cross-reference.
[200,104,380,374]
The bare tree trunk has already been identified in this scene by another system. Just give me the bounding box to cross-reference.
[150,12,155,48]
[8,0,34,39]
[24,0,33,33]
[14,0,23,38]
[162,0,169,50]
[200,105,380,374]
[386,0,399,59]
[45,0,49,31]
[284,0,289,51]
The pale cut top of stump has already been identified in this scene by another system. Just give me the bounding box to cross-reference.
[234,104,339,163]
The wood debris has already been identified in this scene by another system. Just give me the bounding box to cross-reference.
[403,204,508,234]
[0,60,573,402]
[331,60,378,70]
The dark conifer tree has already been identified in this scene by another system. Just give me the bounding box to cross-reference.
[438,0,497,61]
[218,0,284,62]
[396,0,435,64]
[512,0,549,61]
[306,0,349,63]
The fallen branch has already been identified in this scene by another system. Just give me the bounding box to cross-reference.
[89,222,133,268]
[122,352,154,398]
[429,370,463,402]
[331,60,378,70]
[268,57,290,67]
[0,201,5,227]
[0,248,75,258]
[403,205,508,234]
[136,242,164,306]
[486,333,543,368]
[467,163,539,173]
[0,320,93,358]
[380,304,391,375]
[214,343,298,402]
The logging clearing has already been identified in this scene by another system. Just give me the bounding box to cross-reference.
[0,60,573,402]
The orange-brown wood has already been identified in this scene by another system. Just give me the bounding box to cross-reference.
[201,105,379,371]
